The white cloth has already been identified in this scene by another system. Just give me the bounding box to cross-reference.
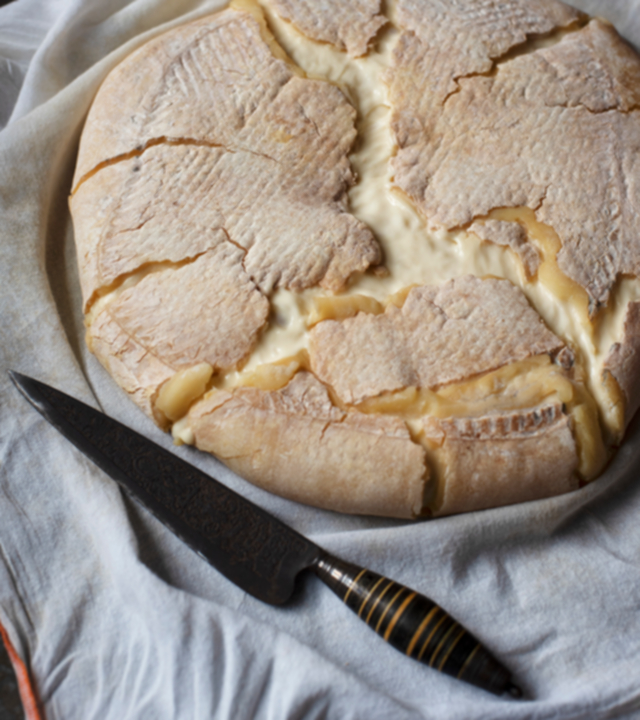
[1,1,640,718]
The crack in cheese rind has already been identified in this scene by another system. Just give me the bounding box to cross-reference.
[354,356,571,420]
[186,371,429,518]
[307,294,384,326]
[73,1,640,517]
[308,276,566,406]
[72,137,230,197]
[262,0,386,57]
[387,0,582,159]
[74,8,301,183]
[486,207,591,325]
[421,403,580,516]
[215,349,309,392]
[71,154,237,313]
[156,363,214,423]
[467,219,541,280]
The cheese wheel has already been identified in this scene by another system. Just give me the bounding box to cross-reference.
[71,0,640,518]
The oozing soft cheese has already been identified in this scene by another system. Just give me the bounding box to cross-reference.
[207,1,638,445]
[78,0,635,477]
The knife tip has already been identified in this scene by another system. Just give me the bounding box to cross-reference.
[8,369,23,389]
[7,371,40,405]
[8,370,28,392]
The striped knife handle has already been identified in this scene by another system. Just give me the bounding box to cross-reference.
[313,553,522,697]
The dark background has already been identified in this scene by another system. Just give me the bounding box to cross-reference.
[0,641,23,720]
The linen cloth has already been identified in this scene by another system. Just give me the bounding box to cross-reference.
[1,0,640,717]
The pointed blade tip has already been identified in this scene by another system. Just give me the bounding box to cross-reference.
[8,369,30,396]
[8,370,41,403]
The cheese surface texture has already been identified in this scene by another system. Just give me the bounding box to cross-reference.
[71,0,640,518]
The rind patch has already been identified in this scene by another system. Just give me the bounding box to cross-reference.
[388,11,640,310]
[188,372,428,518]
[309,276,565,405]
[265,0,386,57]
[423,404,579,515]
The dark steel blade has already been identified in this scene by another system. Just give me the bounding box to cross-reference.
[9,371,321,605]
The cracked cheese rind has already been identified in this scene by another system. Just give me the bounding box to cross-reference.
[387,0,580,147]
[71,10,380,304]
[263,0,386,57]
[389,13,640,311]
[71,1,640,518]
[88,246,269,427]
[70,154,231,311]
[74,10,292,183]
[604,301,640,425]
[187,372,428,518]
[423,404,579,516]
[309,276,565,405]
[73,138,378,306]
[468,220,541,280]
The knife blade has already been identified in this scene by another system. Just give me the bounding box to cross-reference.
[9,371,523,698]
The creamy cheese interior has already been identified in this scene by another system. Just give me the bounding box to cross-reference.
[83,0,639,482]
[220,1,640,442]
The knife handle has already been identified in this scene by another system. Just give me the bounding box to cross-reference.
[313,554,522,698]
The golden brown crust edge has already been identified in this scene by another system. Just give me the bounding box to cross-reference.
[187,372,429,518]
[423,406,579,516]
[184,372,581,519]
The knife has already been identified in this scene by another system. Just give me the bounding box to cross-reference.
[9,371,523,698]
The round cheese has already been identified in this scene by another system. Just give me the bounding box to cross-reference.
[70,0,640,518]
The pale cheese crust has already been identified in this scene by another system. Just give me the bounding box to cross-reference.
[188,372,428,518]
[309,276,565,405]
[423,404,579,516]
[70,0,640,518]
[263,0,386,57]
